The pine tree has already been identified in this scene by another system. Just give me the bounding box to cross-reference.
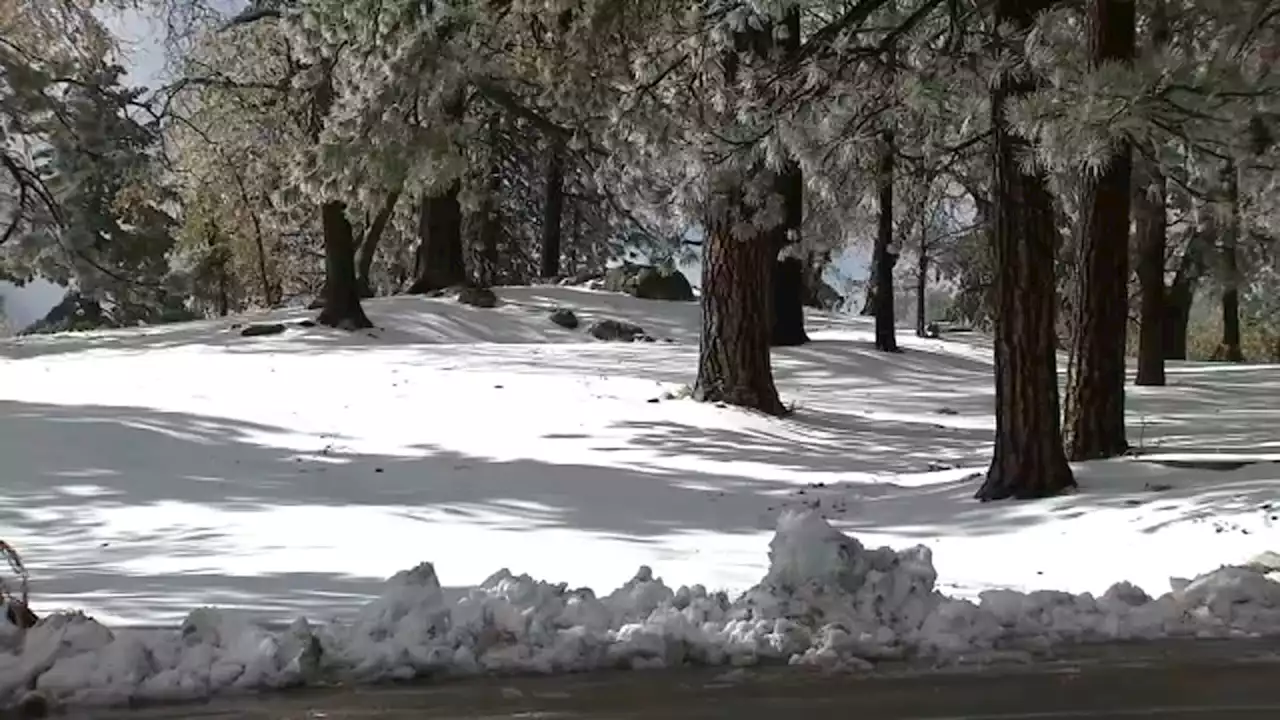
[1063,0,1136,461]
[976,0,1076,501]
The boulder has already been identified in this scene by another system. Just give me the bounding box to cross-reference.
[549,308,580,329]
[457,286,498,308]
[634,266,695,301]
[603,263,642,294]
[589,319,648,342]
[240,323,288,337]
[603,263,694,301]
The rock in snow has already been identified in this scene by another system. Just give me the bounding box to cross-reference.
[4,511,1280,711]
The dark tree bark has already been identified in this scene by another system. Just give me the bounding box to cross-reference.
[1214,160,1246,362]
[308,63,373,329]
[1163,231,1209,360]
[1064,0,1135,461]
[772,255,807,346]
[1133,159,1167,386]
[316,202,373,329]
[769,7,808,348]
[771,162,808,347]
[915,231,929,337]
[539,140,565,279]
[406,182,467,294]
[694,14,787,416]
[1136,0,1171,384]
[872,129,899,352]
[801,249,833,308]
[475,121,504,286]
[914,169,931,338]
[355,190,402,298]
[976,0,1076,501]
[694,211,786,416]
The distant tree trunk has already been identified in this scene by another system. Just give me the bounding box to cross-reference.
[772,255,807,346]
[770,7,808,348]
[316,202,373,329]
[1133,159,1167,386]
[567,202,581,276]
[1136,0,1170,385]
[976,0,1076,501]
[407,183,467,294]
[356,190,402,298]
[771,162,808,347]
[915,229,929,338]
[539,140,565,279]
[309,66,372,328]
[206,226,231,317]
[915,170,931,338]
[1163,231,1209,360]
[873,128,899,351]
[1214,160,1245,362]
[216,265,229,317]
[1064,0,1134,461]
[694,209,786,416]
[476,124,504,286]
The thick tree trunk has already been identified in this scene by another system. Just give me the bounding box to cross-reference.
[694,210,786,416]
[355,191,402,298]
[873,129,899,352]
[1215,160,1245,362]
[1064,0,1134,461]
[407,183,467,294]
[1133,161,1167,386]
[316,202,373,329]
[539,141,565,279]
[976,0,1076,501]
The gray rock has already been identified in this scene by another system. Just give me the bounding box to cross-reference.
[457,286,498,308]
[634,266,695,301]
[241,323,288,337]
[603,263,694,301]
[549,308,580,329]
[603,263,642,294]
[589,319,648,342]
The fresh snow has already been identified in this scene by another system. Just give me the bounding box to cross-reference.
[1,285,1279,709]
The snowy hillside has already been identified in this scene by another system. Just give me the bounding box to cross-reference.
[2,286,1280,708]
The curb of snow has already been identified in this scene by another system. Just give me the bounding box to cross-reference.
[2,510,1279,712]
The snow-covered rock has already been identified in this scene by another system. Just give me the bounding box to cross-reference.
[4,511,1280,712]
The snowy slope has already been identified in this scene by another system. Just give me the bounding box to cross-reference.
[2,285,1278,628]
[2,286,1280,708]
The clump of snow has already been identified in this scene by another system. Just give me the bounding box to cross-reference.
[4,510,1280,712]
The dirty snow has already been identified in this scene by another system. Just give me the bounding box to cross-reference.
[2,510,1280,710]
[2,285,1280,709]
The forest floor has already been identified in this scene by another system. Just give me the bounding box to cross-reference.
[2,285,1276,625]
[1,284,1279,711]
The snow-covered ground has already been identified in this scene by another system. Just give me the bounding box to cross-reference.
[1,285,1280,709]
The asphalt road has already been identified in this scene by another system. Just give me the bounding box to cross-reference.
[74,637,1280,720]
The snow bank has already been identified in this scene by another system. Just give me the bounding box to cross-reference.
[6,510,1280,711]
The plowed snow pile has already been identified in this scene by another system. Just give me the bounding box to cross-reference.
[3,510,1279,711]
